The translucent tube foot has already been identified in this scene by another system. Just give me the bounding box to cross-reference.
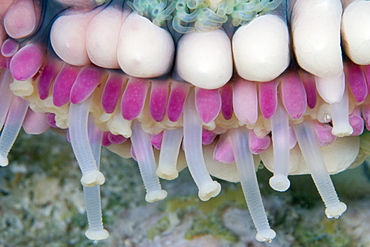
[131,121,167,202]
[256,229,276,243]
[270,103,291,192]
[325,202,347,219]
[198,181,221,201]
[330,87,353,137]
[229,128,275,242]
[156,128,183,180]
[294,121,346,218]
[145,190,168,203]
[81,170,105,187]
[69,98,106,187]
[183,90,222,201]
[85,228,109,241]
[269,174,290,192]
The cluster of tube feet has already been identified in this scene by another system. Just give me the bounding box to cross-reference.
[0,0,370,243]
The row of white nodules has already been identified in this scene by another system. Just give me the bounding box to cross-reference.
[50,0,370,92]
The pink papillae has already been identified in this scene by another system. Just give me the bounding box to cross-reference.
[362,104,370,131]
[150,80,169,122]
[349,108,364,136]
[233,77,258,125]
[10,43,45,80]
[101,72,125,114]
[45,113,57,128]
[102,132,111,147]
[249,131,271,154]
[220,84,233,120]
[167,80,189,122]
[213,134,235,163]
[22,109,49,135]
[299,70,317,109]
[1,38,19,57]
[121,77,148,120]
[52,64,81,107]
[202,129,217,145]
[0,53,8,68]
[345,61,367,103]
[258,80,277,119]
[313,121,336,146]
[195,87,221,124]
[107,132,127,145]
[3,0,38,39]
[362,65,370,94]
[280,70,307,119]
[70,66,105,104]
[151,132,163,149]
[38,58,61,100]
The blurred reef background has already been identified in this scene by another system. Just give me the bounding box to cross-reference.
[0,130,370,247]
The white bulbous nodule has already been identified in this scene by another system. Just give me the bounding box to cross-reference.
[176,29,233,89]
[291,0,343,79]
[232,14,290,82]
[341,0,370,65]
[86,7,129,69]
[50,10,99,66]
[117,13,175,78]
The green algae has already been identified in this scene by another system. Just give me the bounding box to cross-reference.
[351,130,370,168]
[148,216,171,239]
[147,184,247,242]
[184,213,238,242]
[0,130,143,246]
[7,129,76,178]
[294,218,354,247]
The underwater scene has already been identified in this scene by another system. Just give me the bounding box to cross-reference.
[1,0,370,246]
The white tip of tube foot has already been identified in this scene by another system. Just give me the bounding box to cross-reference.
[145,190,167,203]
[331,125,353,137]
[156,167,179,180]
[198,181,221,201]
[325,202,347,219]
[85,228,110,241]
[81,171,105,187]
[255,229,276,243]
[0,155,9,167]
[269,174,290,192]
